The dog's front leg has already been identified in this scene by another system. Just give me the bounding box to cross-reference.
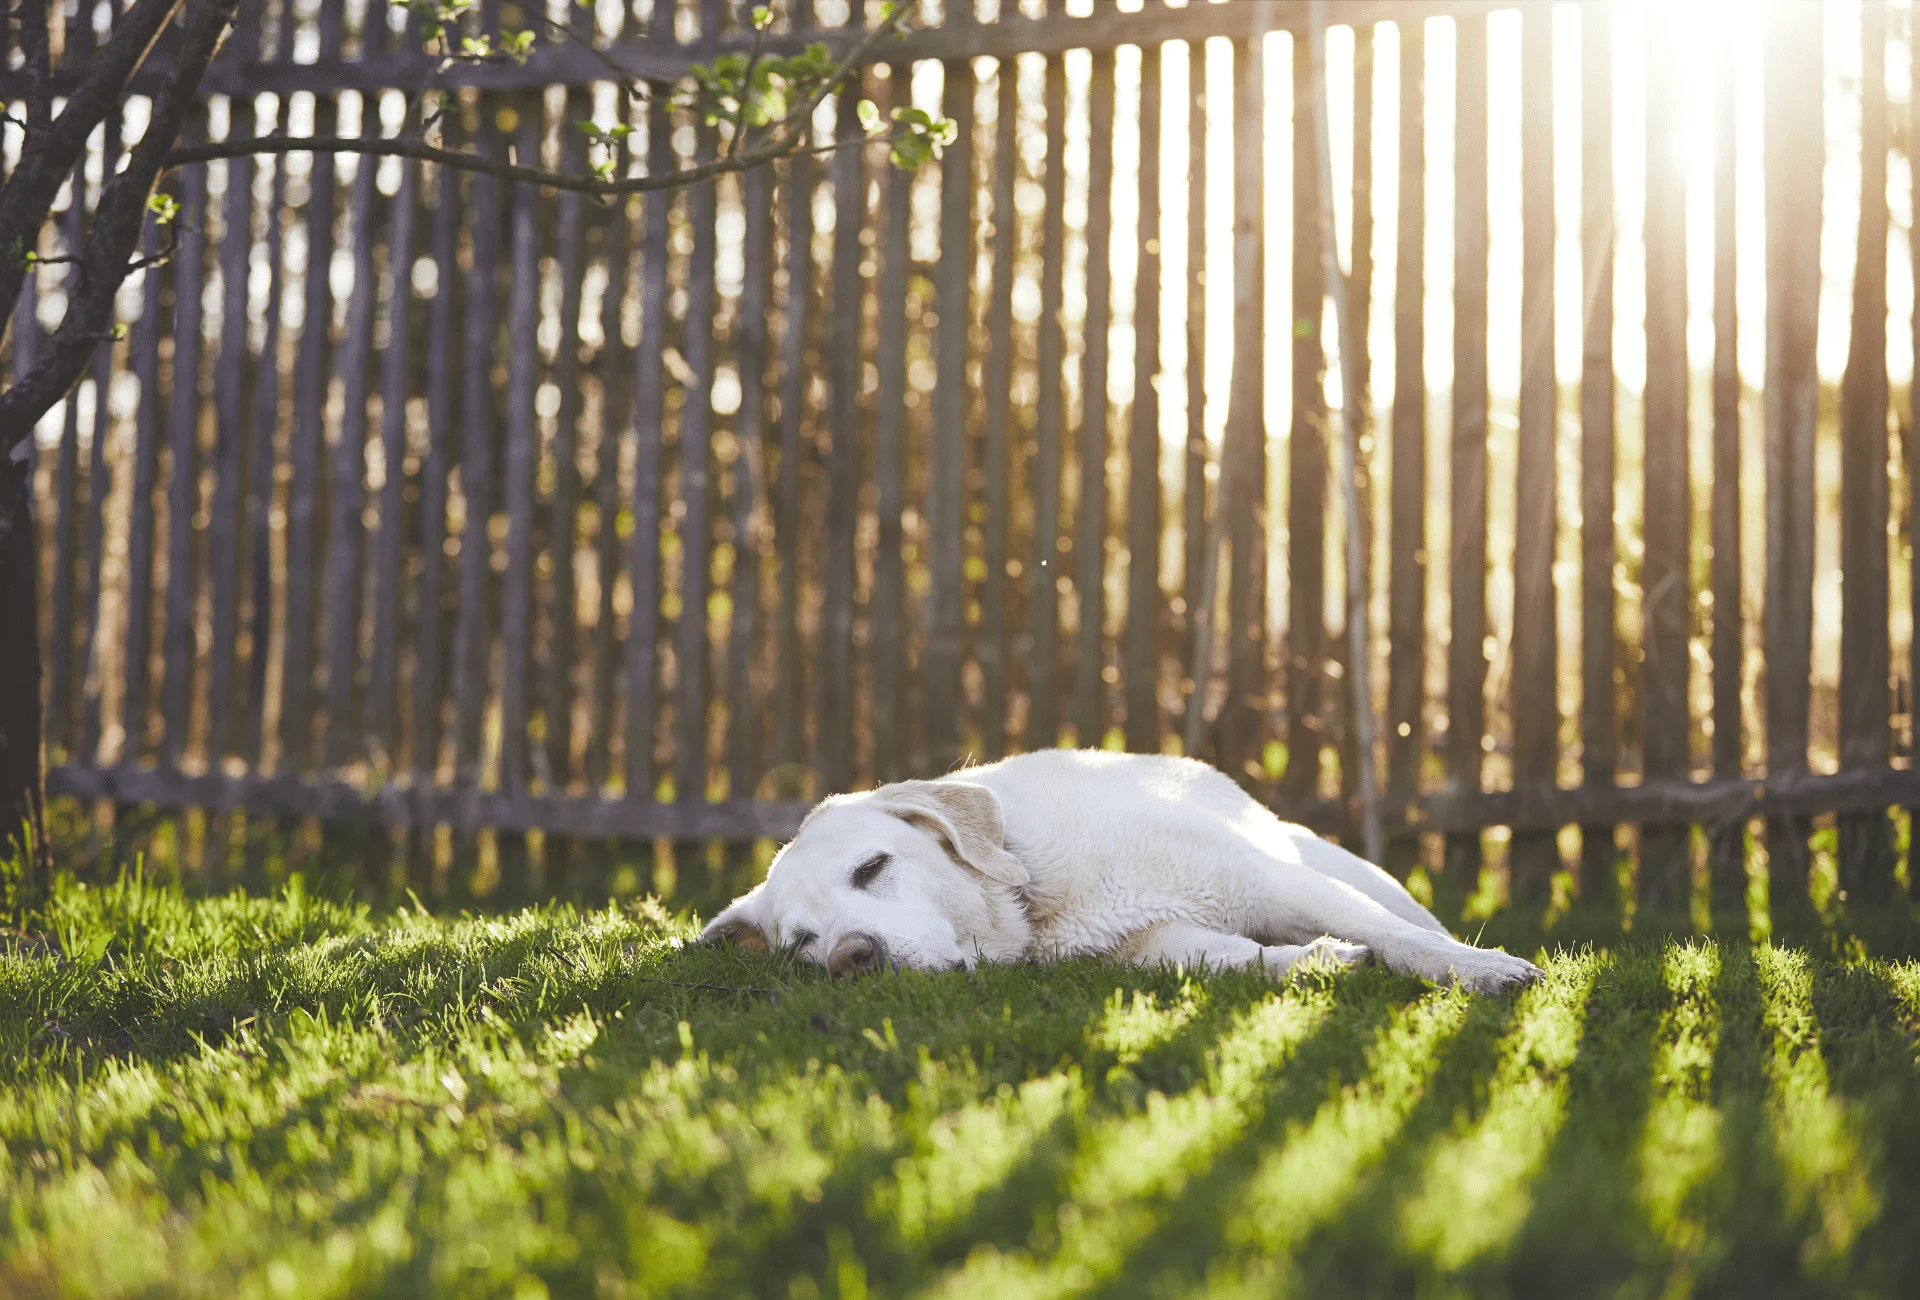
[1115,920,1369,977]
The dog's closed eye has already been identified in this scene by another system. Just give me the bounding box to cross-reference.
[851,852,890,890]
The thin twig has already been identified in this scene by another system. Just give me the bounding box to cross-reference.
[728,12,772,162]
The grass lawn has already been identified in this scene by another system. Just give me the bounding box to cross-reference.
[2,868,1918,1298]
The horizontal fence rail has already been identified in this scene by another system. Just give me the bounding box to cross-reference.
[10,0,1920,909]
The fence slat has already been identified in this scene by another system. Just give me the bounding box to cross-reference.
[204,106,254,770]
[1446,12,1487,878]
[322,147,381,771]
[543,90,591,795]
[1708,30,1742,904]
[1838,0,1892,898]
[280,102,337,776]
[1578,2,1616,901]
[728,162,773,803]
[1124,42,1162,755]
[46,171,85,756]
[1288,30,1327,805]
[1385,16,1424,874]
[451,122,503,790]
[1072,49,1116,749]
[161,136,209,770]
[243,154,289,773]
[411,154,462,786]
[626,104,672,800]
[771,147,811,792]
[121,221,166,764]
[1028,51,1068,752]
[1510,5,1557,902]
[1762,2,1823,905]
[980,55,1019,762]
[367,158,420,766]
[1335,21,1375,826]
[818,84,864,793]
[587,137,633,794]
[78,113,127,764]
[1181,41,1208,751]
[499,106,543,798]
[927,49,976,769]
[871,101,911,783]
[673,130,720,805]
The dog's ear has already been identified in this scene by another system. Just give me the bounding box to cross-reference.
[872,780,1029,890]
[698,899,771,951]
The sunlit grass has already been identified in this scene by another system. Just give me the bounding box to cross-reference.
[0,870,1917,1297]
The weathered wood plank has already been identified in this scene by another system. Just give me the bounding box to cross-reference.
[1072,49,1116,749]
[279,97,337,776]
[77,111,127,764]
[1124,41,1162,755]
[543,88,592,794]
[728,160,774,803]
[1181,40,1209,752]
[1763,1,1823,906]
[1220,27,1268,786]
[120,220,167,765]
[161,135,210,770]
[1838,0,1893,899]
[450,118,503,790]
[1447,11,1488,877]
[626,102,673,799]
[771,147,812,791]
[1709,27,1743,905]
[927,48,976,769]
[871,86,911,783]
[588,134,633,792]
[46,169,86,757]
[980,54,1019,762]
[203,103,255,769]
[1510,4,1558,903]
[498,103,543,796]
[1578,0,1616,901]
[1287,29,1327,804]
[411,151,463,783]
[1385,15,1424,874]
[243,153,289,771]
[817,83,865,793]
[321,140,381,771]
[366,157,420,763]
[674,126,720,805]
[1028,50,1069,753]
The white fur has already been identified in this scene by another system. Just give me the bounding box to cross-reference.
[700,750,1543,995]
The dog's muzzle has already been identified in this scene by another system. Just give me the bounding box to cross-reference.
[826,932,888,977]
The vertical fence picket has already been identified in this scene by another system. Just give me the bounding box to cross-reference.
[367,158,419,768]
[1028,50,1068,753]
[77,113,125,765]
[1511,6,1558,902]
[1287,32,1327,805]
[728,162,773,803]
[161,134,209,771]
[1640,19,1693,911]
[1838,0,1893,898]
[544,90,591,799]
[412,153,462,796]
[1762,2,1823,906]
[1385,16,1425,874]
[980,55,1019,762]
[243,153,288,779]
[204,105,254,772]
[1447,13,1488,880]
[499,109,542,808]
[771,145,809,791]
[120,221,165,766]
[818,85,864,793]
[871,88,911,782]
[674,132,720,807]
[626,105,672,801]
[1125,41,1161,755]
[587,136,632,795]
[1181,41,1208,753]
[928,45,975,769]
[1335,21,1375,827]
[46,172,85,757]
[1072,50,1115,750]
[1578,2,1617,902]
[1709,31,1743,904]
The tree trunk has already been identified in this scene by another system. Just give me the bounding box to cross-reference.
[0,442,50,895]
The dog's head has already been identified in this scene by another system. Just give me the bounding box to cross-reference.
[699,779,1031,974]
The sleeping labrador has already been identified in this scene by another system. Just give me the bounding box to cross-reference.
[700,749,1544,995]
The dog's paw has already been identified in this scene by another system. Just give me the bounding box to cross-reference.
[1454,949,1545,995]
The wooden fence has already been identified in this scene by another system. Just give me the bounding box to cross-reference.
[9,0,1919,909]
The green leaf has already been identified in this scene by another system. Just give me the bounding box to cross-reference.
[147,192,181,224]
[751,5,773,29]
[856,99,882,133]
[461,34,492,57]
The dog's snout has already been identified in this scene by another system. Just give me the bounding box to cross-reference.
[826,932,886,977]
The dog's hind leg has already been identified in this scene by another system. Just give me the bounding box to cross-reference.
[1115,920,1370,977]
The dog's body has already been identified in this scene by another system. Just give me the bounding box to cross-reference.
[702,749,1543,995]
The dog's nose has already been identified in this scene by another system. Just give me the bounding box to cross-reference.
[826,933,886,977]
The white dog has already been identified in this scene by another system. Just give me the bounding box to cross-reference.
[700,749,1544,995]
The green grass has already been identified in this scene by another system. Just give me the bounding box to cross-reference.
[1,870,1918,1298]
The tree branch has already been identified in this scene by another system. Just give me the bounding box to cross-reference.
[0,0,241,444]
